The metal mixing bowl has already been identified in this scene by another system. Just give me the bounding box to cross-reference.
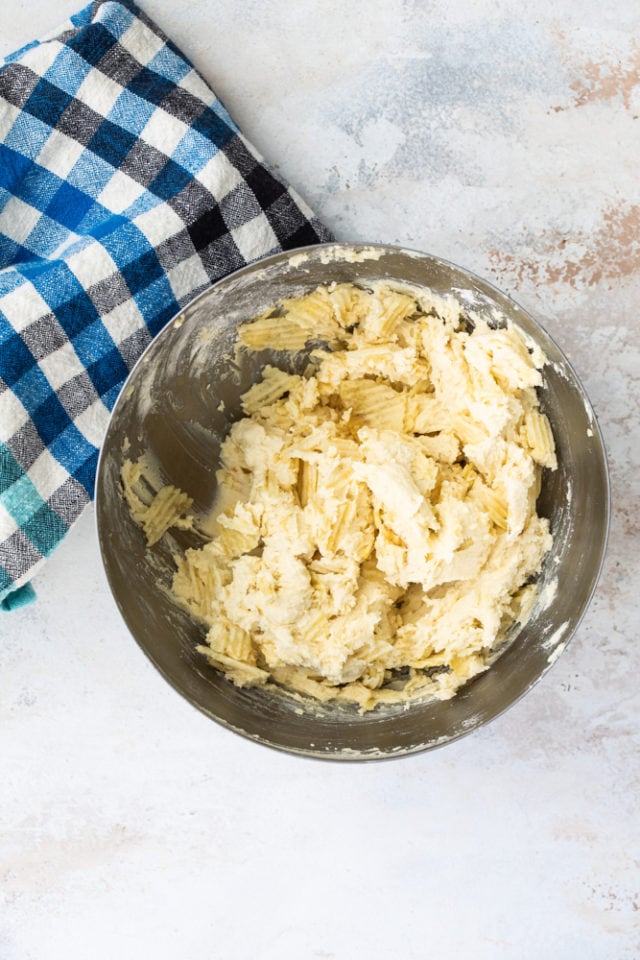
[96,243,609,760]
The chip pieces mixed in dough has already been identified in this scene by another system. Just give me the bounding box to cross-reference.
[125,282,557,712]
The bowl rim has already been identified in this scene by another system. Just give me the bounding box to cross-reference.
[95,240,611,762]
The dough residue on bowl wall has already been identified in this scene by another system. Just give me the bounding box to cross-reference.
[121,281,557,712]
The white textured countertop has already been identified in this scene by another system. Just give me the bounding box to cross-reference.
[1,2,639,958]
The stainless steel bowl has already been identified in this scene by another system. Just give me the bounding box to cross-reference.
[96,243,610,760]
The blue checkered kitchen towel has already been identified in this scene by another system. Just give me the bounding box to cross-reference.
[0,0,331,610]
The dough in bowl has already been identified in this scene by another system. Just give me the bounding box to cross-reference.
[123,281,556,711]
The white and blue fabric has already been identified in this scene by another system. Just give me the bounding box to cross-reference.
[0,0,331,609]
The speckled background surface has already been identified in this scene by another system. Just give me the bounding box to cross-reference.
[1,2,639,958]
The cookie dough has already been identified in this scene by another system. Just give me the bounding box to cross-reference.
[125,282,556,711]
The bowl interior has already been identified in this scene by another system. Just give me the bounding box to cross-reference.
[96,243,609,759]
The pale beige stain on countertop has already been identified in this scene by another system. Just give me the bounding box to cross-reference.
[486,29,640,293]
[552,31,640,112]
[488,202,640,289]
[2,823,145,895]
[571,53,640,111]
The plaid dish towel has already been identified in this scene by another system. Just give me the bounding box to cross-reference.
[0,0,331,610]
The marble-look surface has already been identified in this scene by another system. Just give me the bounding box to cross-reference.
[1,2,639,958]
